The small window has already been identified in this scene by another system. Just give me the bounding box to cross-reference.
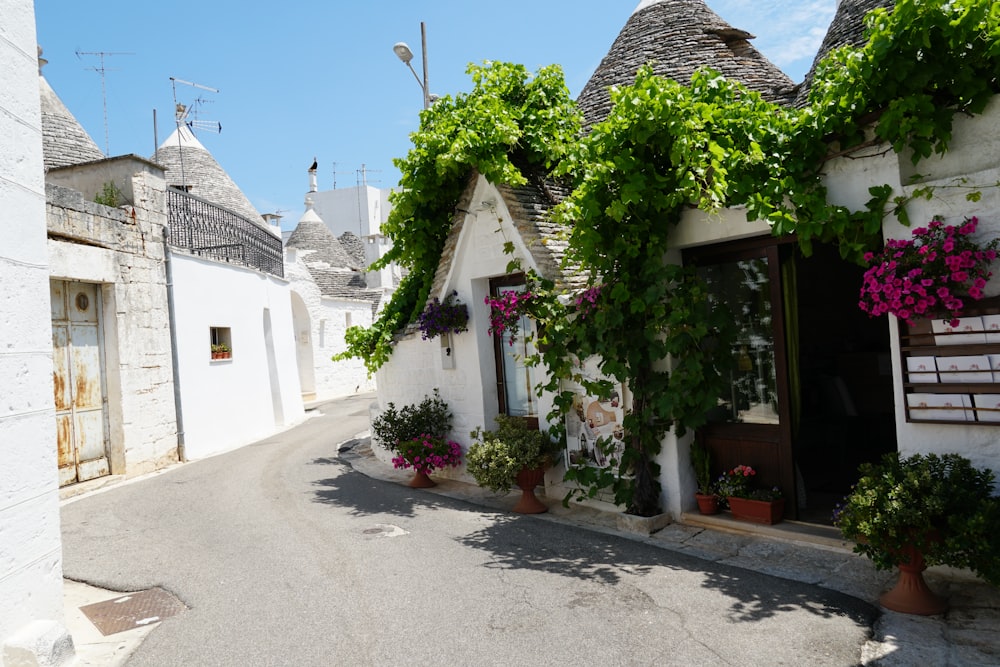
[210,327,232,360]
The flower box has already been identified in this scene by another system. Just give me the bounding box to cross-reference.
[727,496,785,525]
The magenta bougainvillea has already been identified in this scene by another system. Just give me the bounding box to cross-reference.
[391,434,462,475]
[485,290,533,346]
[858,217,999,326]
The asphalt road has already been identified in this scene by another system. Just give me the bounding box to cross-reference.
[61,393,876,666]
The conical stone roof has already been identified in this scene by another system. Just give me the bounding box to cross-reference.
[286,202,357,270]
[153,125,264,225]
[576,0,796,127]
[794,0,895,106]
[39,73,105,170]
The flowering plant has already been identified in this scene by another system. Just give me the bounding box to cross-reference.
[574,285,603,319]
[416,290,468,340]
[391,434,463,475]
[486,290,534,346]
[715,464,783,501]
[858,217,999,326]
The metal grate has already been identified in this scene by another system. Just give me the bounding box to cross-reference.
[167,188,284,277]
[79,587,187,636]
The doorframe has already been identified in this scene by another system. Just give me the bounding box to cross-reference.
[683,235,798,516]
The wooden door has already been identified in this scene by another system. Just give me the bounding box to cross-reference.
[686,240,796,515]
[51,280,110,486]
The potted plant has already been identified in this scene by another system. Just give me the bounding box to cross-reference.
[390,434,462,487]
[690,440,719,515]
[858,216,1000,326]
[416,290,469,340]
[835,452,1000,615]
[716,464,784,525]
[467,415,562,513]
[371,389,456,487]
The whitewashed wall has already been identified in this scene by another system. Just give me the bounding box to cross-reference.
[283,251,374,401]
[170,254,305,459]
[375,176,556,481]
[0,2,73,663]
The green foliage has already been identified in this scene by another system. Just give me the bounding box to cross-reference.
[337,61,580,372]
[370,389,452,454]
[94,181,121,207]
[835,453,1000,584]
[344,0,1000,517]
[466,415,561,494]
[690,441,713,495]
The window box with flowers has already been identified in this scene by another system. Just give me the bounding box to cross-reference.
[716,464,784,525]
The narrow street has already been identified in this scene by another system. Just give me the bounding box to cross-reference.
[61,393,875,666]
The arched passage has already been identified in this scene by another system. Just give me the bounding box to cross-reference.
[289,291,316,401]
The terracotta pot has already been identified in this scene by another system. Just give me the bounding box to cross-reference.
[512,467,547,514]
[409,470,436,488]
[695,493,720,515]
[727,497,785,525]
[880,543,948,615]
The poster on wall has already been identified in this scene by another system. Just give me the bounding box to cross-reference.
[564,357,626,469]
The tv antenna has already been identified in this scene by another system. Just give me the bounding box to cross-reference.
[169,77,220,190]
[76,49,133,155]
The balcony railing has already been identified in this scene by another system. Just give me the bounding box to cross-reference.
[166,188,283,277]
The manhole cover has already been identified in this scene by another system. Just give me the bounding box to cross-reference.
[80,587,186,636]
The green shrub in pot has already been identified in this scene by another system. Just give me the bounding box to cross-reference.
[467,415,561,494]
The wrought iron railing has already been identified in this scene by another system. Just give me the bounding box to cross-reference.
[166,188,283,277]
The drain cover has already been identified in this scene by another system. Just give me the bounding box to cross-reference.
[80,587,186,636]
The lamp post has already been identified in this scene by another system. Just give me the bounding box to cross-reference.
[393,21,432,109]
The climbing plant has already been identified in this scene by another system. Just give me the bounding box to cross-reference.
[335,61,580,373]
[338,0,1000,514]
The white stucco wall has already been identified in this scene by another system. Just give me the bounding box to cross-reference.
[309,185,391,238]
[283,252,375,401]
[375,176,556,482]
[170,254,305,460]
[0,1,73,662]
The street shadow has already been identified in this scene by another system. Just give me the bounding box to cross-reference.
[309,455,473,519]
[456,513,876,626]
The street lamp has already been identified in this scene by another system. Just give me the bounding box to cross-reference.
[393,21,432,109]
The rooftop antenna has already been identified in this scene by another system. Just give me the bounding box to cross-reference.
[331,161,356,190]
[76,49,133,155]
[169,77,219,191]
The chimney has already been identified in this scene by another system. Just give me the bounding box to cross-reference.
[308,156,318,193]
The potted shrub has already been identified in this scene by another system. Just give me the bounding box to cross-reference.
[716,465,784,525]
[390,434,462,487]
[467,415,562,513]
[371,389,455,487]
[689,440,718,515]
[835,452,1000,615]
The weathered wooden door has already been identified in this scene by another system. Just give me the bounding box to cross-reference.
[51,280,110,486]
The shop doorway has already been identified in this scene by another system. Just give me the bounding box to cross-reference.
[686,238,896,523]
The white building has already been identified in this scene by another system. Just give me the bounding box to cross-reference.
[373,0,1000,525]
[154,126,305,459]
[0,8,75,666]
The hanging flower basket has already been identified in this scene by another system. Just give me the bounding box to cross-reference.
[858,216,999,326]
[417,291,469,340]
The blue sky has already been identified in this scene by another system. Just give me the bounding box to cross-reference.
[34,1,836,230]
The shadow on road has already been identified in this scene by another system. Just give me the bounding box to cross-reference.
[310,454,875,628]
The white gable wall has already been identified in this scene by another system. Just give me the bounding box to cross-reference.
[374,176,556,477]
[0,2,74,662]
[170,254,305,459]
